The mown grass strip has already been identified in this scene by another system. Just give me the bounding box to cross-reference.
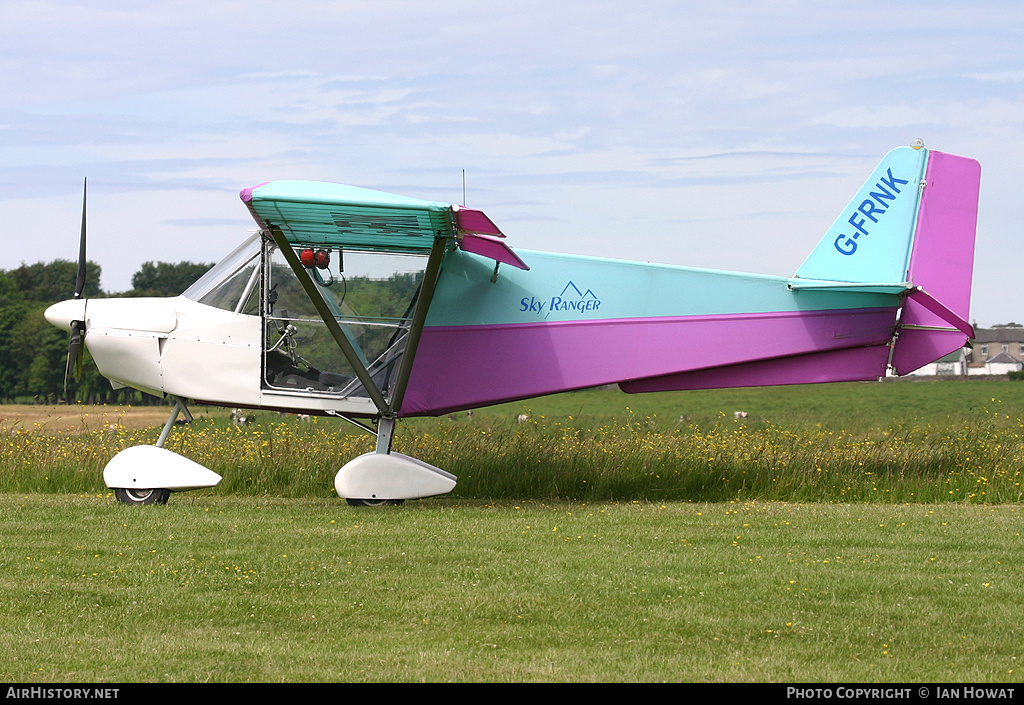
[0,495,1021,683]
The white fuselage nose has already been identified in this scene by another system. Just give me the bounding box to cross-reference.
[43,298,87,331]
[43,295,377,417]
[45,296,182,397]
[44,295,269,408]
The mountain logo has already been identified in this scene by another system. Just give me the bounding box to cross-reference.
[518,281,602,319]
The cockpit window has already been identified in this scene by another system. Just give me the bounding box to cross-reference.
[262,245,427,400]
[182,234,262,314]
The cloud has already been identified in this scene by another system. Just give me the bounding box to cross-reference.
[0,1,1021,325]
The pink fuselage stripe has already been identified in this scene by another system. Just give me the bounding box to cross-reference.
[621,344,892,393]
[400,306,898,416]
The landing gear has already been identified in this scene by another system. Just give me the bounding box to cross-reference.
[346,498,405,507]
[102,397,222,505]
[114,487,171,505]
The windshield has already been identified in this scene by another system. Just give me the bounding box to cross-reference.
[182,234,262,313]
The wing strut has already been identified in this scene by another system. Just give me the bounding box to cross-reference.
[387,234,448,414]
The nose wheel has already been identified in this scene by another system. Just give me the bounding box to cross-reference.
[346,498,404,507]
[113,488,171,505]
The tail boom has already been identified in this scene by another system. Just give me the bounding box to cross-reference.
[397,144,980,413]
[401,302,899,415]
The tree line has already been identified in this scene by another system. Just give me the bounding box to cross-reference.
[0,259,211,405]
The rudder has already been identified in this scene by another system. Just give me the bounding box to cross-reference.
[890,150,981,374]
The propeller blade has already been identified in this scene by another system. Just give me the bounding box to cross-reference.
[65,178,88,400]
[64,320,84,397]
[74,178,87,299]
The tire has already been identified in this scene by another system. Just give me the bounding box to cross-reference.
[346,498,404,507]
[113,488,171,505]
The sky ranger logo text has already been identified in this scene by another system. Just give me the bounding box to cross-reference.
[520,282,601,319]
[833,168,910,256]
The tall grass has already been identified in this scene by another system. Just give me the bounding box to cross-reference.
[2,380,1023,504]
[403,411,1024,504]
[0,415,374,497]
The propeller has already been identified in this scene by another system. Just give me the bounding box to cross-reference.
[64,178,88,397]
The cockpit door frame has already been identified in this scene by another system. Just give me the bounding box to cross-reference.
[264,226,448,418]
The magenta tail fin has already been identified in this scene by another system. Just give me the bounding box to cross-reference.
[890,151,981,374]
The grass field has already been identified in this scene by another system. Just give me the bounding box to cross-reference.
[0,403,189,433]
[1,495,1021,683]
[1,378,1023,682]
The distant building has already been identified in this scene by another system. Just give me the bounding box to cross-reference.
[968,351,1023,376]
[899,326,1024,376]
[968,326,1024,375]
[908,349,968,376]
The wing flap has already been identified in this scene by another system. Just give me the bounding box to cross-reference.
[453,207,504,237]
[458,233,529,270]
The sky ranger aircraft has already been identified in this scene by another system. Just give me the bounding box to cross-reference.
[44,141,981,506]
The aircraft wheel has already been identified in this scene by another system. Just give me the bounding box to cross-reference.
[113,488,171,505]
[346,498,404,507]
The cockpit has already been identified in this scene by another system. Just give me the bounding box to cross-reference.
[183,233,427,402]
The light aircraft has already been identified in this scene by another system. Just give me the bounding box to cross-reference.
[44,140,981,506]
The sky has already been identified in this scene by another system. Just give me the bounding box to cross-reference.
[2,0,1022,327]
